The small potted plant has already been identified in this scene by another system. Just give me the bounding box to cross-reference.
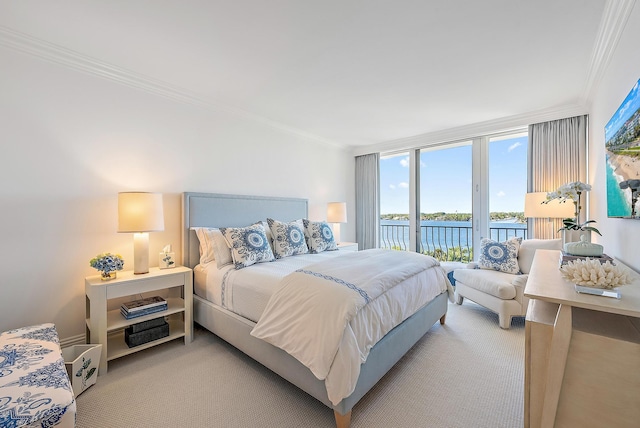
[89,253,124,280]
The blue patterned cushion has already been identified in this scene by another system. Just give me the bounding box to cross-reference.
[220,223,275,269]
[302,219,338,253]
[267,218,309,259]
[478,237,522,274]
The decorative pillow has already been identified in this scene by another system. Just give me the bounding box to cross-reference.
[193,227,234,268]
[302,219,337,253]
[252,220,274,251]
[478,237,522,274]
[220,223,275,269]
[267,218,309,259]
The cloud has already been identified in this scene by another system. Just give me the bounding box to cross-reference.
[389,184,396,190]
[497,191,506,197]
[508,142,522,152]
[400,156,425,167]
[398,182,409,188]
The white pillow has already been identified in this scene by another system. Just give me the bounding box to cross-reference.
[194,227,233,268]
[267,218,309,259]
[220,223,275,269]
[303,219,338,253]
[478,237,522,274]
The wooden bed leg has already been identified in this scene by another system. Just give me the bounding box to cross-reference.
[334,410,351,428]
[440,314,446,325]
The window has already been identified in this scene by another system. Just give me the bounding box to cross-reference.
[419,142,472,261]
[379,131,528,261]
[379,152,410,250]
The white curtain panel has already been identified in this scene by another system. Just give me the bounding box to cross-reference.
[528,115,588,239]
[355,153,380,249]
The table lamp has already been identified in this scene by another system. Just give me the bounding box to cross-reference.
[327,202,347,243]
[118,192,165,274]
[524,192,574,239]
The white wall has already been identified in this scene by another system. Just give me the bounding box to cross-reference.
[588,3,640,270]
[0,47,355,339]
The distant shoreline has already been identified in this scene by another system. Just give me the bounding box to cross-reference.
[380,212,525,223]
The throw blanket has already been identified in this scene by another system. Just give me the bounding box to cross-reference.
[251,249,449,404]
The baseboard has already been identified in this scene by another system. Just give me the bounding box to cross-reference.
[59,333,86,348]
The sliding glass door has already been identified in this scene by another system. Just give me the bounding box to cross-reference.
[488,133,528,242]
[419,142,473,261]
[378,130,529,262]
[379,152,410,250]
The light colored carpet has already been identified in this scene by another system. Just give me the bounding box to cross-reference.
[76,301,524,428]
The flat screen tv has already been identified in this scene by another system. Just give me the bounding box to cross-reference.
[605,77,640,218]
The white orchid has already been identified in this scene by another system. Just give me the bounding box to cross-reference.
[544,181,601,235]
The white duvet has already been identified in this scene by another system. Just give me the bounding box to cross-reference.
[250,249,453,405]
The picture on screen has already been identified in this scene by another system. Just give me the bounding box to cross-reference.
[605,77,640,218]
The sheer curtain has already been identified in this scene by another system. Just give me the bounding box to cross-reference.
[355,153,380,249]
[528,115,588,239]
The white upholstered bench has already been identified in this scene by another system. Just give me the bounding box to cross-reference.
[0,323,76,427]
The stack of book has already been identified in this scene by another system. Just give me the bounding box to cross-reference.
[559,251,614,267]
[120,296,167,320]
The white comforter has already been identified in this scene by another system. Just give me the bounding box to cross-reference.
[250,249,452,405]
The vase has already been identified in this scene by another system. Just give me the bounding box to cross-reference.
[562,229,591,247]
[100,271,116,281]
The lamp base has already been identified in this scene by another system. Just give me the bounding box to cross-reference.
[332,223,341,244]
[133,232,150,274]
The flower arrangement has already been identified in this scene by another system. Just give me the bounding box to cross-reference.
[544,181,601,235]
[89,253,124,279]
[560,258,630,289]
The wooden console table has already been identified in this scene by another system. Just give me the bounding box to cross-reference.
[524,249,640,428]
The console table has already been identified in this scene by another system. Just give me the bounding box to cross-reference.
[524,249,640,428]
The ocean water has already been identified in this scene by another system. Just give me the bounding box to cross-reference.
[605,155,631,217]
[380,219,526,249]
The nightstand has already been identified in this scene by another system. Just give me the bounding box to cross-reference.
[337,242,359,251]
[85,266,193,374]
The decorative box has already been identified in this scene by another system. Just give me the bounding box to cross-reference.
[159,251,176,269]
[124,321,169,347]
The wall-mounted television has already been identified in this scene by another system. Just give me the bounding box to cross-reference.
[605,77,640,218]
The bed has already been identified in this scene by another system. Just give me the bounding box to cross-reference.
[181,192,452,428]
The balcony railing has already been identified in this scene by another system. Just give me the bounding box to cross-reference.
[380,223,528,263]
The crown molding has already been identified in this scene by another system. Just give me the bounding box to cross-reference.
[0,26,347,150]
[352,104,588,156]
[582,0,636,105]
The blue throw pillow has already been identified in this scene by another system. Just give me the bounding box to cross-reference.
[302,219,338,253]
[220,223,275,269]
[267,218,309,259]
[478,237,522,274]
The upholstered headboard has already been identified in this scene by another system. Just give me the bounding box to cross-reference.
[181,192,308,268]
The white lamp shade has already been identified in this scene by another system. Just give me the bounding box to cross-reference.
[524,192,574,218]
[118,192,165,232]
[327,202,347,223]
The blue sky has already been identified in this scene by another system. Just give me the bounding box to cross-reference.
[380,135,528,214]
[605,77,640,143]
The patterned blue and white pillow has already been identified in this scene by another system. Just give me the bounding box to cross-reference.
[302,219,338,253]
[267,218,309,259]
[220,223,275,269]
[478,237,522,274]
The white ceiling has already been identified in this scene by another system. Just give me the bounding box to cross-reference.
[0,0,618,150]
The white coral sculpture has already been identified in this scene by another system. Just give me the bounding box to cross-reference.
[560,259,631,289]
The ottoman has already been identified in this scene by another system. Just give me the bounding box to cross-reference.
[0,323,76,427]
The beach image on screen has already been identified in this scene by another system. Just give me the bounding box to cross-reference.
[605,78,640,218]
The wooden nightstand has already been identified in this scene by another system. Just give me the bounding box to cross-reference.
[85,266,193,374]
[337,242,358,251]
